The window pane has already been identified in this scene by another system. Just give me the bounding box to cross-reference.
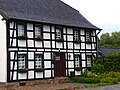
[86,32,91,41]
[18,55,26,69]
[18,24,25,36]
[87,56,91,67]
[35,55,42,69]
[75,55,80,67]
[56,28,61,39]
[74,31,79,40]
[35,26,41,38]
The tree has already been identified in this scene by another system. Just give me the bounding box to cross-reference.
[99,33,111,47]
[99,31,120,48]
[111,32,120,47]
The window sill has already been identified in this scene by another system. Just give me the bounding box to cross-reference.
[86,41,92,44]
[35,38,43,41]
[18,68,28,73]
[56,38,64,42]
[17,35,27,40]
[74,39,81,44]
[35,68,44,72]
[75,67,83,71]
[86,67,91,71]
[35,35,43,41]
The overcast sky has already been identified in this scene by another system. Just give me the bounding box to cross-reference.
[61,0,120,35]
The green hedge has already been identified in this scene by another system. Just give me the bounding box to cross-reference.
[71,76,118,84]
[71,77,100,84]
[92,52,120,72]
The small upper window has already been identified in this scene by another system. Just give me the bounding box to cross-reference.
[35,55,43,69]
[74,30,79,40]
[17,24,25,36]
[18,54,26,69]
[35,25,42,38]
[56,27,63,39]
[86,31,91,41]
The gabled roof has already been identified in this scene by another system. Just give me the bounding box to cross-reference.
[98,47,120,55]
[0,0,101,30]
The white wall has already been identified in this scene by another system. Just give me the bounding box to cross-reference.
[0,15,7,82]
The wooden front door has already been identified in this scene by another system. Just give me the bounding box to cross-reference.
[54,52,66,77]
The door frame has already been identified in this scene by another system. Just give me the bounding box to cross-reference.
[54,52,66,77]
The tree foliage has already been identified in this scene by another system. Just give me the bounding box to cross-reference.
[92,52,120,73]
[99,31,120,48]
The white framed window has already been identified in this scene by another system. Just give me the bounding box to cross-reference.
[17,24,25,36]
[56,28,62,39]
[18,54,26,69]
[35,25,42,38]
[74,30,79,40]
[75,55,81,67]
[35,55,42,69]
[87,56,91,67]
[86,31,91,41]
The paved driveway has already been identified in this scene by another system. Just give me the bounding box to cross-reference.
[86,83,120,90]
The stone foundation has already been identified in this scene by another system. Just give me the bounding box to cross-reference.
[0,77,72,88]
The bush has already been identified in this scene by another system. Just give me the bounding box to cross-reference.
[87,73,98,78]
[100,78,118,84]
[71,77,100,84]
[98,72,120,78]
[91,64,104,73]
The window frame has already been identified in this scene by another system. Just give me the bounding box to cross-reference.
[35,54,43,69]
[74,29,80,41]
[17,23,26,37]
[86,31,91,42]
[55,26,63,40]
[18,54,27,70]
[34,24,43,38]
[74,55,81,68]
[86,55,92,67]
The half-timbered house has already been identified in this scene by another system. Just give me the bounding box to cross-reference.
[0,0,101,82]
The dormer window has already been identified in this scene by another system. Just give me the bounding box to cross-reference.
[86,31,91,42]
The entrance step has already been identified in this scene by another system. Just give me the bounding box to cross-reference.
[54,77,73,84]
